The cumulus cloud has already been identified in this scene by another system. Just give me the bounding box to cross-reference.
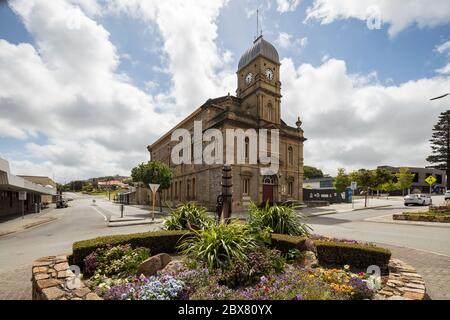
[280,57,450,174]
[435,40,450,74]
[275,32,308,50]
[107,0,235,116]
[276,0,300,13]
[0,0,177,181]
[305,0,450,37]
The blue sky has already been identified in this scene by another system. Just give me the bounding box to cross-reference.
[0,0,450,182]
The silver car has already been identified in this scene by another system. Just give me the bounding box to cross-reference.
[404,194,432,206]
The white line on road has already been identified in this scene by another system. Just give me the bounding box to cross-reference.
[90,206,108,222]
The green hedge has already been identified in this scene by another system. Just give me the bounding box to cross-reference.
[270,234,308,252]
[72,230,189,266]
[314,240,391,273]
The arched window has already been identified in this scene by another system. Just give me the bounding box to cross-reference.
[263,175,275,185]
[288,146,293,165]
[244,137,250,160]
[267,103,273,121]
[187,179,191,200]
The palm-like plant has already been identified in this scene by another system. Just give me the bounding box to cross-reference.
[248,201,312,236]
[178,222,257,270]
[164,202,213,230]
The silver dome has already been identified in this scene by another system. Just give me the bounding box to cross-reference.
[238,36,280,71]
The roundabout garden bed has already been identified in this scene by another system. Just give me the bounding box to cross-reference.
[31,202,426,300]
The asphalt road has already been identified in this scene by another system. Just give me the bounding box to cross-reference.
[304,203,450,256]
[0,194,449,299]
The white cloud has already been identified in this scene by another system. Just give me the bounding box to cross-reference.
[280,57,450,174]
[276,0,300,13]
[0,0,177,181]
[435,40,450,74]
[275,32,293,48]
[436,40,450,55]
[107,0,235,116]
[436,63,450,75]
[305,0,450,37]
[275,32,308,50]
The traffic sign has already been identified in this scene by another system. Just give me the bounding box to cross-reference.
[351,181,357,191]
[425,176,437,186]
[148,184,160,222]
[149,184,160,194]
[18,191,27,201]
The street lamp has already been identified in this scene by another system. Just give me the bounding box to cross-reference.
[430,93,450,101]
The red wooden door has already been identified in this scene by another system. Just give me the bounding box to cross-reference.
[262,185,274,203]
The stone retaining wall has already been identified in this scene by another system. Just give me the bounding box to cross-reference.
[393,214,450,223]
[32,255,101,300]
[376,258,426,300]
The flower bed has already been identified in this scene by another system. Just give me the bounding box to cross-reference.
[72,230,188,267]
[90,257,380,300]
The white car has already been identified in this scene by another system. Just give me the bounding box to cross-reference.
[404,194,432,206]
[445,191,450,201]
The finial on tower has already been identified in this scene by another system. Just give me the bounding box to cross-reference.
[296,116,303,129]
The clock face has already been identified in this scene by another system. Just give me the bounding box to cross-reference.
[265,69,274,81]
[245,73,253,85]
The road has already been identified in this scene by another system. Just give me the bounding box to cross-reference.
[304,199,450,299]
[0,194,163,299]
[0,194,449,299]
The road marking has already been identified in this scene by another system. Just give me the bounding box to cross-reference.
[90,206,108,222]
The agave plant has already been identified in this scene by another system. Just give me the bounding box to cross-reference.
[178,222,257,270]
[248,201,312,236]
[164,202,213,230]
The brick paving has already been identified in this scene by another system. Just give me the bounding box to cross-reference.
[378,244,450,300]
[0,265,32,300]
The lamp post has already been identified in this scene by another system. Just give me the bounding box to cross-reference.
[430,93,450,101]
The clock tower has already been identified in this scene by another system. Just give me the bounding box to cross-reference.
[236,35,281,125]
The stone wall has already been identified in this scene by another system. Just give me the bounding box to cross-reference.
[376,259,426,300]
[393,214,450,223]
[32,255,101,300]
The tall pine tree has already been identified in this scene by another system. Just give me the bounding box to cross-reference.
[426,110,450,189]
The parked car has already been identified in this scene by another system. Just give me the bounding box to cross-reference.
[404,194,432,206]
[445,190,450,201]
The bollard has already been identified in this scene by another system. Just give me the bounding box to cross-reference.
[220,165,233,223]
[120,204,124,218]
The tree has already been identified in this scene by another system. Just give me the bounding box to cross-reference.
[381,181,397,199]
[374,168,394,195]
[334,168,351,193]
[304,166,324,180]
[427,110,450,189]
[131,161,172,211]
[395,167,415,196]
[350,169,377,207]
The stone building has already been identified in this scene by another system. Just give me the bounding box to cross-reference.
[148,36,305,212]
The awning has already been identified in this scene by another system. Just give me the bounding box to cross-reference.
[0,158,57,196]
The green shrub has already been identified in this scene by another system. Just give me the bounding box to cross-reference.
[270,234,308,253]
[72,230,188,266]
[248,201,312,236]
[84,244,150,277]
[314,240,391,273]
[220,248,285,289]
[178,222,257,270]
[164,202,213,230]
